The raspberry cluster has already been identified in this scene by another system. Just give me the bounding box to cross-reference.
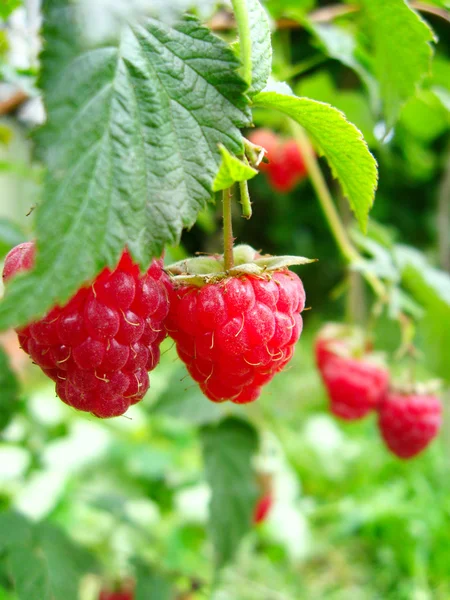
[248,129,307,192]
[167,270,305,404]
[3,242,169,418]
[315,323,442,459]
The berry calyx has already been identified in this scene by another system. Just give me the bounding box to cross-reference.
[166,245,313,404]
[316,323,389,420]
[3,242,169,418]
[378,386,442,459]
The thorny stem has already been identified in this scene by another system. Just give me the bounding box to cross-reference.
[230,0,252,86]
[290,121,387,301]
[222,187,235,270]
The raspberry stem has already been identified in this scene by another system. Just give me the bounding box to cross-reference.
[222,188,235,270]
[291,121,387,302]
[239,158,252,219]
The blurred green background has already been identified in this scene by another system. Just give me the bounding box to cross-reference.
[0,0,449,598]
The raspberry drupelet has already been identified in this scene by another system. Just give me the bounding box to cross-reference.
[3,242,169,418]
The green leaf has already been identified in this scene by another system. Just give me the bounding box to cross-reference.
[200,417,259,569]
[8,546,51,600]
[0,219,27,260]
[0,4,250,331]
[247,0,272,96]
[0,347,20,433]
[0,512,32,554]
[395,245,450,381]
[34,522,98,600]
[0,0,21,20]
[360,0,435,128]
[252,91,378,231]
[212,145,258,191]
[134,560,172,600]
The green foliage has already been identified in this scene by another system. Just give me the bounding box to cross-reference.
[201,417,259,569]
[0,3,251,331]
[0,0,21,20]
[0,513,97,600]
[134,560,173,600]
[396,246,450,381]
[360,0,435,128]
[0,347,20,433]
[252,90,378,231]
[307,22,379,112]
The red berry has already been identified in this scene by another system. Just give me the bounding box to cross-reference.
[248,129,307,193]
[167,271,305,404]
[315,325,388,420]
[3,242,168,418]
[254,494,273,524]
[378,391,442,459]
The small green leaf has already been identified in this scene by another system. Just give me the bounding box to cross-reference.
[0,2,251,331]
[360,0,436,128]
[247,0,272,96]
[253,91,378,231]
[212,145,258,191]
[0,347,20,433]
[201,417,259,569]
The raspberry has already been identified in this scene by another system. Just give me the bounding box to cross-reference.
[254,493,273,524]
[167,269,305,404]
[315,324,389,420]
[3,242,169,418]
[99,588,133,600]
[248,129,307,193]
[378,390,442,459]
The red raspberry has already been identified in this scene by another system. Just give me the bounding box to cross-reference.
[378,391,442,459]
[167,270,305,404]
[315,325,389,420]
[3,242,169,418]
[254,493,273,524]
[248,129,307,192]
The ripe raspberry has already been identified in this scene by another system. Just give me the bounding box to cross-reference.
[3,242,169,418]
[248,129,307,193]
[99,588,133,600]
[254,493,273,524]
[378,390,442,459]
[167,269,305,404]
[315,324,389,420]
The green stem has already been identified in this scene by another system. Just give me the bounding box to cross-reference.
[239,156,253,219]
[291,121,387,301]
[222,187,235,270]
[231,0,252,86]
